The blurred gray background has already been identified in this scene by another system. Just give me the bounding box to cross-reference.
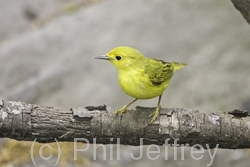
[1,0,250,166]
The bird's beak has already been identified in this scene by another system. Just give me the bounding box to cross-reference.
[95,55,110,60]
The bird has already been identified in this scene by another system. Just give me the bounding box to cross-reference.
[95,46,187,123]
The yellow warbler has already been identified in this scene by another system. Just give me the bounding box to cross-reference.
[95,46,186,123]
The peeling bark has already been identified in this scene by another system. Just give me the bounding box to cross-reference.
[0,100,250,149]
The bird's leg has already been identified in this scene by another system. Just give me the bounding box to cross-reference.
[115,98,138,114]
[148,95,162,123]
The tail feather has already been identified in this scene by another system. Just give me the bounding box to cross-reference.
[169,62,187,72]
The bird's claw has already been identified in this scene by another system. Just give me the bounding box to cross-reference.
[148,105,161,123]
[115,105,128,115]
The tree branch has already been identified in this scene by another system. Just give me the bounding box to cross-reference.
[231,0,250,24]
[0,100,249,149]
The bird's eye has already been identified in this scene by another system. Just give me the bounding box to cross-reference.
[116,56,121,60]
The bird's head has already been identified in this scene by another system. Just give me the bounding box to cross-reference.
[95,46,144,71]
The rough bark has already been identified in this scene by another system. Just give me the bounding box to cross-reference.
[0,100,250,149]
[231,0,250,24]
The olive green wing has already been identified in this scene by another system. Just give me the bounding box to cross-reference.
[144,59,174,85]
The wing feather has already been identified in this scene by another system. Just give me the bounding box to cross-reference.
[144,59,174,85]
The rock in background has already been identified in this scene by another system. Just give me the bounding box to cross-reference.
[0,0,250,166]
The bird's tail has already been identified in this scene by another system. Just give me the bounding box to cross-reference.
[170,62,187,72]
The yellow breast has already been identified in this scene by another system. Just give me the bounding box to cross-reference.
[117,69,170,99]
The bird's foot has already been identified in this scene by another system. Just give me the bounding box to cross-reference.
[115,105,128,115]
[148,105,161,123]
